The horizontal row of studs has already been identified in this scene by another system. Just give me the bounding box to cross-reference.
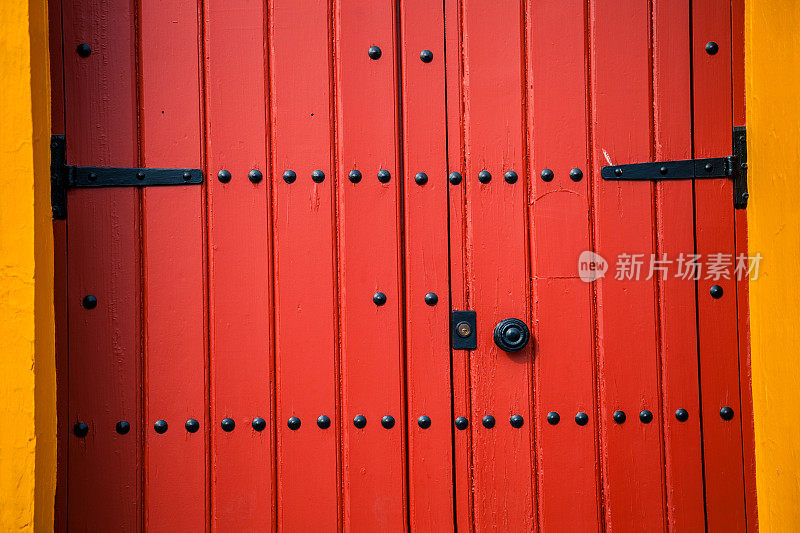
[83,280,725,311]
[212,169,586,185]
[73,407,736,437]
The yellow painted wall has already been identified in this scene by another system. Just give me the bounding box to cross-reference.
[746,1,800,531]
[0,0,55,530]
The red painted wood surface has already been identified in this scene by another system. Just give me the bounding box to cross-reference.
[693,0,748,529]
[653,1,706,529]
[140,0,207,529]
[732,0,760,527]
[335,1,406,529]
[62,0,142,529]
[48,0,68,529]
[203,0,275,529]
[269,0,340,529]
[54,1,756,530]
[455,2,534,529]
[527,1,600,529]
[399,1,454,530]
[590,0,667,529]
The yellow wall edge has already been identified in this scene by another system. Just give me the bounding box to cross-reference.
[746,1,800,531]
[0,0,55,530]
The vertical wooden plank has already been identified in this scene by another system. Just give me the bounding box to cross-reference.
[139,0,207,530]
[334,1,406,529]
[62,0,142,529]
[589,0,667,529]
[269,0,339,529]
[203,0,275,529]
[652,1,707,530]
[399,1,453,529]
[444,0,473,528]
[49,0,68,529]
[692,0,748,529]
[526,0,600,530]
[731,0,759,528]
[459,1,534,530]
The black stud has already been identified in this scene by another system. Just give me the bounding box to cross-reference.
[705,41,719,55]
[154,420,168,434]
[373,292,387,306]
[252,417,267,431]
[82,295,97,309]
[221,418,235,432]
[448,171,462,185]
[613,410,626,424]
[377,169,391,183]
[415,172,428,185]
[76,43,92,57]
[675,409,689,422]
[287,417,301,430]
[381,415,395,429]
[424,292,438,306]
[504,171,518,184]
[614,167,623,177]
[420,49,433,63]
[454,416,469,430]
[89,172,98,182]
[312,170,325,183]
[135,171,144,181]
[217,169,231,183]
[185,419,200,433]
[368,45,382,60]
[349,169,362,183]
[541,169,554,182]
[710,285,723,299]
[354,414,367,428]
[283,170,296,184]
[248,169,262,183]
[639,410,653,424]
[418,415,431,429]
[510,414,524,428]
[317,415,331,429]
[659,166,669,175]
[705,162,714,172]
[116,420,130,435]
[575,412,589,426]
[720,406,734,421]
[73,422,89,437]
[546,411,560,425]
[478,170,491,183]
[569,168,583,182]
[182,171,192,181]
[482,415,495,429]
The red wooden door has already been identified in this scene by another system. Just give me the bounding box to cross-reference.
[51,0,756,531]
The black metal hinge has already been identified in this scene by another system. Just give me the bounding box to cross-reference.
[601,126,748,209]
[50,135,204,219]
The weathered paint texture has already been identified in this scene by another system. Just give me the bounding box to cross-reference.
[0,0,55,530]
[746,1,800,531]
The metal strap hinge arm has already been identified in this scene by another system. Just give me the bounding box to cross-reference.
[50,135,204,220]
[600,126,748,209]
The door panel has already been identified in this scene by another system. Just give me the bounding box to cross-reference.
[53,1,755,531]
[270,1,340,530]
[140,0,207,529]
[453,2,535,530]
[335,1,406,530]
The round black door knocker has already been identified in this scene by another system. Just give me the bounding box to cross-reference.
[493,318,530,352]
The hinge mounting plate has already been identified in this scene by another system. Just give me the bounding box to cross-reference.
[50,135,204,219]
[600,126,748,209]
